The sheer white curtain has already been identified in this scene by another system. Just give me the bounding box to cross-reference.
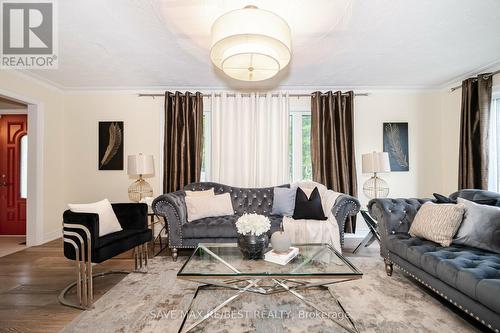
[209,91,289,187]
[489,97,499,192]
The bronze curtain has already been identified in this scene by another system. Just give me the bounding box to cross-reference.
[163,91,204,193]
[311,91,358,232]
[458,75,492,190]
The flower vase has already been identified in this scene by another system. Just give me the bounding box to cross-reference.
[237,233,269,260]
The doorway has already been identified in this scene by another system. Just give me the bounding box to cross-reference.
[0,114,28,237]
[0,90,44,249]
[0,94,31,256]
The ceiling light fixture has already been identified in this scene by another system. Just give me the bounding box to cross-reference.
[210,5,292,82]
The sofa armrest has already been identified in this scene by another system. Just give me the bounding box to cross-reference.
[368,198,431,257]
[63,210,100,249]
[331,194,361,246]
[112,203,148,230]
[368,198,430,236]
[152,191,187,247]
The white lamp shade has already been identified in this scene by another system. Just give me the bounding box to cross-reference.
[210,6,291,81]
[362,152,391,173]
[127,154,154,176]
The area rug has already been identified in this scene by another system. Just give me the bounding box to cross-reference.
[61,256,477,333]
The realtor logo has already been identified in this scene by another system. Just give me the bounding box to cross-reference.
[1,0,58,68]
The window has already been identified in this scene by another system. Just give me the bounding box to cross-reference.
[200,101,313,183]
[289,111,312,182]
[20,135,28,199]
[200,111,211,181]
[489,96,500,192]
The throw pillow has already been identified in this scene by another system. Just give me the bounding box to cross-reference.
[408,202,465,247]
[185,188,215,197]
[299,187,314,199]
[433,193,456,204]
[453,198,500,253]
[68,199,123,236]
[271,187,297,216]
[185,192,234,222]
[292,187,327,220]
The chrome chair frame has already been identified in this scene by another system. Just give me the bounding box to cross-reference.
[59,223,149,310]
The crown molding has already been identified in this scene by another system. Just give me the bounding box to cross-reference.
[439,59,500,90]
[62,85,445,95]
[7,70,65,93]
[16,65,500,95]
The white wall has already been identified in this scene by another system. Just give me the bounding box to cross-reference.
[439,89,461,195]
[0,71,475,242]
[438,73,500,196]
[63,93,163,203]
[62,91,458,209]
[355,92,446,207]
[0,71,65,242]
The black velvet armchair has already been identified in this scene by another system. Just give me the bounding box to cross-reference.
[61,203,152,310]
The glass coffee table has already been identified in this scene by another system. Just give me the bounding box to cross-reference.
[177,243,362,333]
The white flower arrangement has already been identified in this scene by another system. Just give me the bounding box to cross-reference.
[235,213,271,236]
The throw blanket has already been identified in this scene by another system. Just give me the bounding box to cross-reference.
[283,181,342,252]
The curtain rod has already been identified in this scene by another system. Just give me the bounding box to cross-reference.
[450,69,500,92]
[138,92,369,98]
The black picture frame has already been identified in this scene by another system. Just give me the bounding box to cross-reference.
[383,122,409,172]
[98,121,124,170]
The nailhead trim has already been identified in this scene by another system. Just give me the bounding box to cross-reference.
[155,188,361,251]
[335,198,361,246]
[385,257,498,332]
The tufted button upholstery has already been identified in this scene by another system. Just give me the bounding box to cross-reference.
[368,193,500,328]
[387,234,500,314]
[184,182,282,216]
[449,189,500,207]
[182,214,283,239]
[153,182,361,250]
[368,198,431,237]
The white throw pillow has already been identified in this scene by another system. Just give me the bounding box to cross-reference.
[185,193,234,222]
[185,188,215,198]
[409,202,465,247]
[68,199,123,236]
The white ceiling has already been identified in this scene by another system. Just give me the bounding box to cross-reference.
[28,0,500,90]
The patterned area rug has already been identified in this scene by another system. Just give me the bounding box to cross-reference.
[61,256,478,333]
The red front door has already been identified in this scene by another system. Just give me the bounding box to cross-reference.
[0,115,27,235]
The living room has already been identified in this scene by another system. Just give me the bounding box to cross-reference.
[0,1,499,332]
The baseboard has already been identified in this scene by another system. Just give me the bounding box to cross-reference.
[43,229,62,243]
[345,228,369,239]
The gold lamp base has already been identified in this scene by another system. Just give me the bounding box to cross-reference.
[362,173,389,199]
[128,176,153,202]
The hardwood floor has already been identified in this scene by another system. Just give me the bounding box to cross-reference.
[0,238,135,333]
[0,236,26,257]
[0,237,375,333]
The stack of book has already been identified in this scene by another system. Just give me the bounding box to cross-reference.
[264,247,299,265]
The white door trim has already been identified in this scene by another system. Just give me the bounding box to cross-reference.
[0,89,44,247]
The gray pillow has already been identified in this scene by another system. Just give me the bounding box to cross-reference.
[271,187,297,216]
[453,198,500,254]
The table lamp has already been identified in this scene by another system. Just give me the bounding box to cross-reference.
[127,153,154,202]
[362,152,391,199]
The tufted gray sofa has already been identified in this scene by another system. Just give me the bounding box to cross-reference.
[368,189,500,332]
[152,182,360,261]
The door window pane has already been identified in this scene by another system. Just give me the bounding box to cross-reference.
[20,135,28,199]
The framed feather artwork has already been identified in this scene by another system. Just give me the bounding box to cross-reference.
[98,121,124,170]
[383,122,409,172]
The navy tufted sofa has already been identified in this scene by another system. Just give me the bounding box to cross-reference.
[152,182,360,261]
[369,189,500,332]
